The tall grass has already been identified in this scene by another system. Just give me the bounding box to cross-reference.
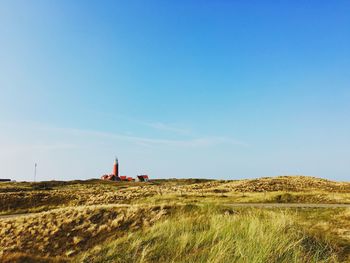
[78,205,337,263]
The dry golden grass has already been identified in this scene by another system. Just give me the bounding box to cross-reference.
[77,205,339,263]
[0,176,349,262]
[294,208,350,262]
[223,176,350,192]
[1,176,349,215]
[0,184,158,214]
[0,204,170,261]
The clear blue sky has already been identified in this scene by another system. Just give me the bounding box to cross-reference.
[1,1,349,181]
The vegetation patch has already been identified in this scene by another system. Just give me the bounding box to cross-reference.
[1,176,349,215]
[0,176,349,262]
[0,205,170,261]
[77,206,338,263]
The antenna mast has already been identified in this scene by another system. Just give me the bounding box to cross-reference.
[34,163,37,182]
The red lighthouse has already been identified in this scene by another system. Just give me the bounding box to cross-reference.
[113,157,119,177]
[100,157,149,182]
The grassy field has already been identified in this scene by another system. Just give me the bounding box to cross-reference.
[0,176,349,262]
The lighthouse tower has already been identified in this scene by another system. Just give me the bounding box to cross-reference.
[113,157,119,178]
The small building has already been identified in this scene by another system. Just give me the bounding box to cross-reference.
[101,174,120,181]
[118,176,134,182]
[136,175,149,182]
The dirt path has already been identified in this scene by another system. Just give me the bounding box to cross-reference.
[0,203,349,220]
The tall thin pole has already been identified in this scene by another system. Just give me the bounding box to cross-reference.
[34,163,37,182]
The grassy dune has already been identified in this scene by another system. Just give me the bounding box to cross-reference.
[1,205,347,262]
[0,176,349,262]
[1,176,349,216]
[0,205,170,262]
[77,205,338,263]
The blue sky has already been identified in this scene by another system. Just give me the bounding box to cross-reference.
[0,1,349,181]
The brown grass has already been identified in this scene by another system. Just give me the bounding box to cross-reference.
[0,176,349,262]
[294,208,350,262]
[1,176,349,215]
[0,204,170,261]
